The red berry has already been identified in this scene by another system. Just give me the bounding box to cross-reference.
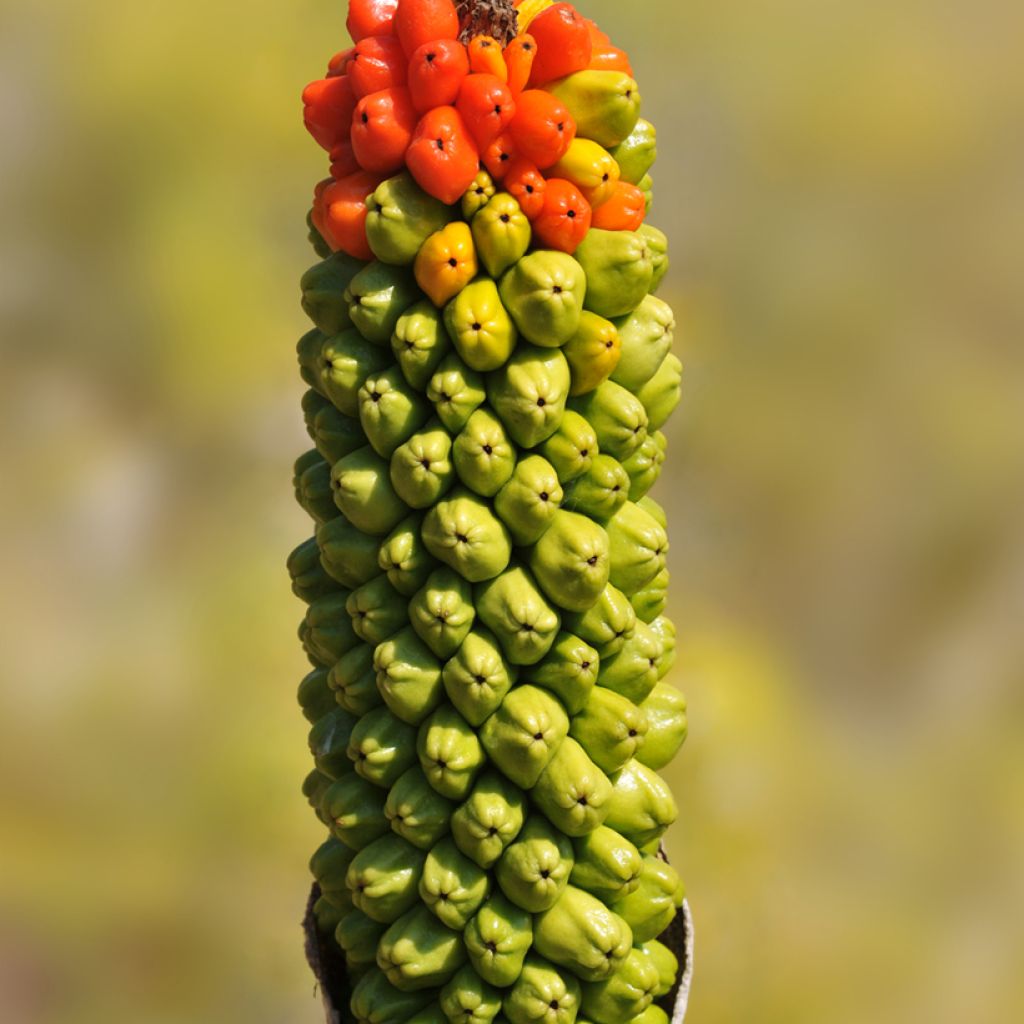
[527,3,592,86]
[456,73,516,149]
[302,75,356,153]
[316,170,383,260]
[407,38,470,112]
[504,158,547,220]
[348,35,408,98]
[482,132,518,180]
[351,86,417,175]
[406,106,480,205]
[394,0,459,58]
[532,177,592,253]
[347,0,399,42]
[507,89,575,169]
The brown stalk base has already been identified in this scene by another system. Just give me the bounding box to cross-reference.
[456,0,520,45]
[303,881,694,1022]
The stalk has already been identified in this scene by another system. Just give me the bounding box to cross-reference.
[294,2,693,1020]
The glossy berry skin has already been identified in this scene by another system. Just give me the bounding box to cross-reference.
[526,3,594,86]
[504,34,537,95]
[408,39,470,113]
[414,222,478,307]
[589,42,633,74]
[349,35,408,98]
[406,106,481,204]
[303,75,356,152]
[346,0,399,41]
[591,181,646,231]
[468,35,508,80]
[482,132,518,180]
[550,137,620,208]
[508,90,576,169]
[394,0,460,57]
[583,13,623,74]
[456,74,517,150]
[351,86,418,175]
[504,157,547,220]
[532,178,592,253]
[315,170,383,260]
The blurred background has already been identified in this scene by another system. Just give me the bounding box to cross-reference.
[1,0,1022,1020]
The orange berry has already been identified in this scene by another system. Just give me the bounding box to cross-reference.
[507,89,575,169]
[504,34,537,95]
[589,44,634,75]
[317,170,383,260]
[504,157,547,220]
[532,177,592,253]
[468,35,509,80]
[584,17,610,47]
[482,132,519,180]
[414,221,478,307]
[591,181,646,231]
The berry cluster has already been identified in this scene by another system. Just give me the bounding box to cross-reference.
[291,4,688,1023]
[304,0,654,261]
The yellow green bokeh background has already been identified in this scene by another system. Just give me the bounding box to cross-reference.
[1,0,1022,1020]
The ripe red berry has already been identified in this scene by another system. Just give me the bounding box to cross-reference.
[456,73,516,150]
[394,0,459,57]
[532,177,592,253]
[504,158,547,220]
[348,35,408,98]
[347,0,399,42]
[482,132,518,180]
[408,38,469,112]
[351,86,418,175]
[302,75,356,153]
[406,106,481,204]
[315,170,383,260]
[527,3,593,86]
[507,89,575,169]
